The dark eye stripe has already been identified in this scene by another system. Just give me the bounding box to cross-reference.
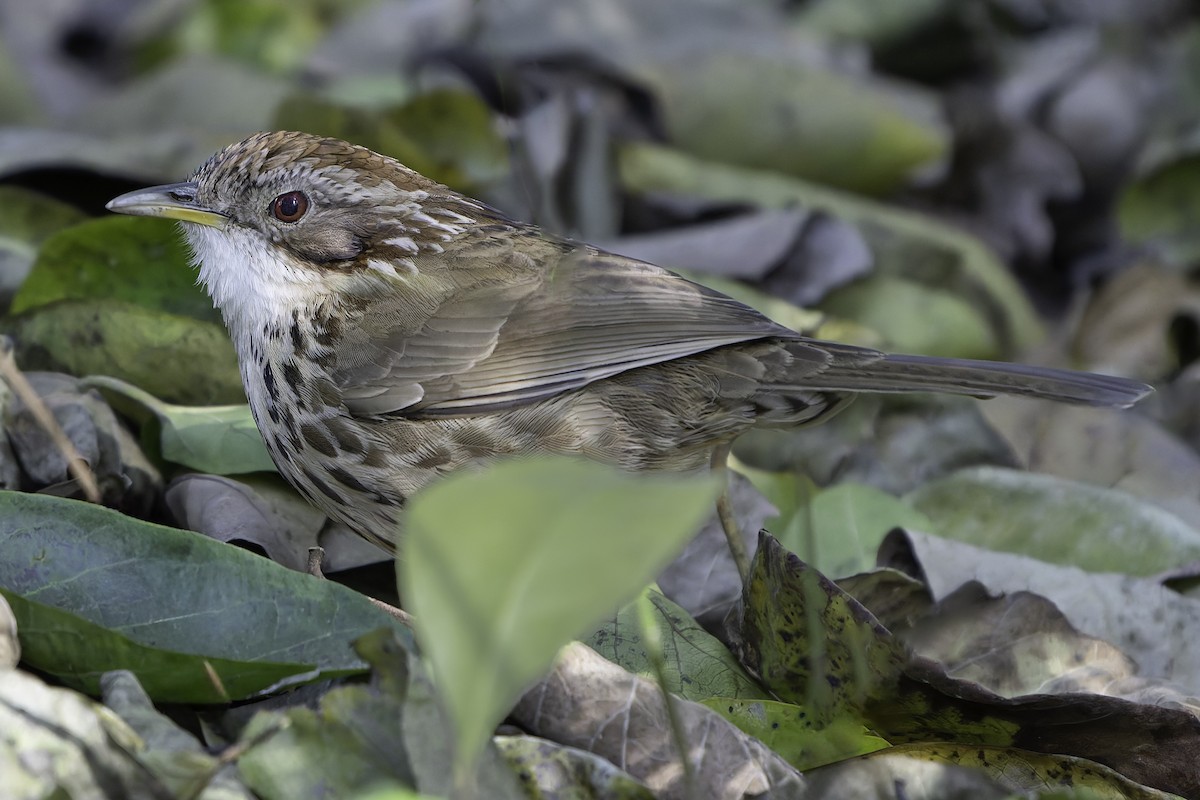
[272,191,309,223]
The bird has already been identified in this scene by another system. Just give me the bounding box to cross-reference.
[106,131,1152,570]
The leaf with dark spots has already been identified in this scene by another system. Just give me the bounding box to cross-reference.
[732,532,908,728]
[872,663,1200,798]
[736,533,1200,797]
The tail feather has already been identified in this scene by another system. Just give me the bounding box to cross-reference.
[787,349,1152,409]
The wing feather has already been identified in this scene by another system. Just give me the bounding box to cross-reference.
[333,241,809,417]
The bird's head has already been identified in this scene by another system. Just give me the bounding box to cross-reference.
[107,131,479,332]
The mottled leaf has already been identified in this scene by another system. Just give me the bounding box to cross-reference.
[734,533,908,727]
[737,534,1200,796]
[702,699,887,771]
[494,735,654,800]
[4,300,242,406]
[0,669,168,799]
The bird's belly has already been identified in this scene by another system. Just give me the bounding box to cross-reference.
[239,350,731,548]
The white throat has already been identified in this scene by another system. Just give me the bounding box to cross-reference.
[182,222,326,358]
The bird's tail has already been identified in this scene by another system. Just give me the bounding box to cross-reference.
[780,344,1152,408]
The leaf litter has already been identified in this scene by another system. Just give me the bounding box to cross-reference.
[1,0,1199,797]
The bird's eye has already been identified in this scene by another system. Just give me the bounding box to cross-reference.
[271,191,309,223]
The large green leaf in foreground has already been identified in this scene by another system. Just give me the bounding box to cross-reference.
[0,492,411,702]
[402,457,719,778]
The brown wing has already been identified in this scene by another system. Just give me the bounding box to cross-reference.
[331,239,836,417]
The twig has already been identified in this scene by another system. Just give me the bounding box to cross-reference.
[307,546,413,626]
[0,337,101,503]
[711,442,750,583]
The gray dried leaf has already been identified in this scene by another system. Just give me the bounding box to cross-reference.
[599,209,814,279]
[318,520,392,572]
[512,642,807,800]
[3,371,137,504]
[165,474,327,572]
[881,528,1200,687]
[897,582,1138,698]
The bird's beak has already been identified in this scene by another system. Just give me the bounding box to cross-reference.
[106,181,226,228]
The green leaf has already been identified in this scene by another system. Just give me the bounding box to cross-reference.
[820,274,999,359]
[401,458,720,776]
[1118,152,1200,269]
[635,53,948,195]
[11,216,218,322]
[907,466,1200,575]
[274,89,508,191]
[800,483,933,579]
[85,375,273,474]
[586,587,768,702]
[702,698,888,771]
[737,467,932,579]
[0,492,412,702]
[4,299,243,406]
[0,187,86,303]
